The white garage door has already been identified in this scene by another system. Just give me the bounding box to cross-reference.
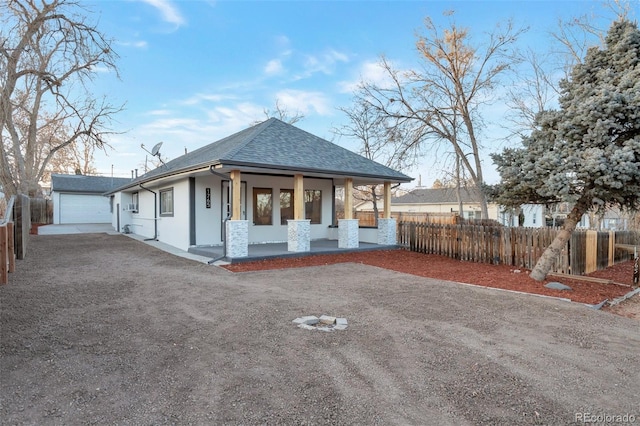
[59,193,111,224]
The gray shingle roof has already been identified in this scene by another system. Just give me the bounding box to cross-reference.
[52,174,132,193]
[111,118,412,192]
[393,187,483,204]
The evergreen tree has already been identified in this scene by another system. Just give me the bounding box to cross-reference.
[492,19,640,281]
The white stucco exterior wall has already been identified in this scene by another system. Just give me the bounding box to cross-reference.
[115,173,336,252]
[241,175,333,244]
[194,175,223,246]
[128,189,156,239]
[52,191,61,224]
[110,192,123,231]
[521,204,544,228]
[156,179,190,250]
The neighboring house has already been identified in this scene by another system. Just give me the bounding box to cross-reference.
[357,187,551,228]
[106,118,412,257]
[597,207,629,230]
[497,204,545,228]
[357,187,501,221]
[51,174,131,224]
[391,187,496,220]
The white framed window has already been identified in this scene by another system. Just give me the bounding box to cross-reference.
[131,192,139,213]
[304,189,322,224]
[160,188,173,217]
[253,188,273,225]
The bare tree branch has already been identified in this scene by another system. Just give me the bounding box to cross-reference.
[357,13,526,218]
[1,0,122,197]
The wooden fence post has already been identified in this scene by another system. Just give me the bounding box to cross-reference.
[15,194,30,260]
[585,230,597,274]
[608,231,615,267]
[7,222,15,273]
[0,225,7,285]
[633,250,638,288]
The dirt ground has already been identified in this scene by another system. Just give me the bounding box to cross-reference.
[1,234,639,425]
[224,250,639,307]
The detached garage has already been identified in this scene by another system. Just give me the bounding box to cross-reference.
[51,174,131,224]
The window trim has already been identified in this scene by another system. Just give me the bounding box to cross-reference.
[304,189,322,224]
[159,187,174,217]
[278,189,322,224]
[131,192,139,214]
[253,187,273,225]
[280,189,294,225]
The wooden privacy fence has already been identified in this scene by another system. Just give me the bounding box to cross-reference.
[398,222,639,276]
[0,194,30,285]
[354,211,458,227]
[30,197,53,224]
[1,196,17,284]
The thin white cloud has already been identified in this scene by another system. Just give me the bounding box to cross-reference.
[338,59,401,93]
[206,103,265,125]
[117,40,148,49]
[301,49,350,77]
[139,0,186,27]
[275,89,332,116]
[147,109,172,116]
[264,59,284,75]
[275,35,291,49]
[180,93,238,106]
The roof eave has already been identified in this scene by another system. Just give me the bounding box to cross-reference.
[216,160,413,183]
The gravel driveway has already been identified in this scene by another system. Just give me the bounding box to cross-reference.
[1,234,639,425]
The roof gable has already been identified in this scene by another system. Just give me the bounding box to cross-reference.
[117,118,412,191]
[393,187,484,204]
[52,174,131,193]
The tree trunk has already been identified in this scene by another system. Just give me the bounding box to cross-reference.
[530,198,591,281]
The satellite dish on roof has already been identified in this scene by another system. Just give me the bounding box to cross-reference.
[140,141,167,168]
[151,142,163,157]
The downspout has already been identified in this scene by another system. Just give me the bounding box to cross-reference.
[139,183,158,241]
[208,165,231,263]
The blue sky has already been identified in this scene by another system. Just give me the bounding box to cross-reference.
[86,0,631,185]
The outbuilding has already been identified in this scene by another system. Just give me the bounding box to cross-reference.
[51,174,131,224]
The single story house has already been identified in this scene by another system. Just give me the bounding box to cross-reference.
[51,174,131,224]
[356,187,547,227]
[105,118,413,258]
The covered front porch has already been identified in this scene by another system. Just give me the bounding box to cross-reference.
[188,237,400,264]
[220,168,400,258]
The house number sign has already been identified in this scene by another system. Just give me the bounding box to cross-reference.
[205,188,211,208]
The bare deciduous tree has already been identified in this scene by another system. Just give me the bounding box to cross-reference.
[333,96,414,225]
[46,138,97,179]
[359,13,526,219]
[254,98,305,125]
[1,0,121,197]
[506,0,635,138]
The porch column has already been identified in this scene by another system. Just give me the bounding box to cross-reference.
[377,181,397,246]
[288,174,310,252]
[226,169,248,258]
[339,178,359,248]
[231,170,242,220]
[383,181,391,219]
[294,174,304,220]
[344,178,353,219]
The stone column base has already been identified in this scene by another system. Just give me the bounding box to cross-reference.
[225,220,248,258]
[338,219,359,249]
[288,219,311,252]
[377,218,397,245]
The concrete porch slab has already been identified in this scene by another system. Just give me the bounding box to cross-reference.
[188,239,399,263]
